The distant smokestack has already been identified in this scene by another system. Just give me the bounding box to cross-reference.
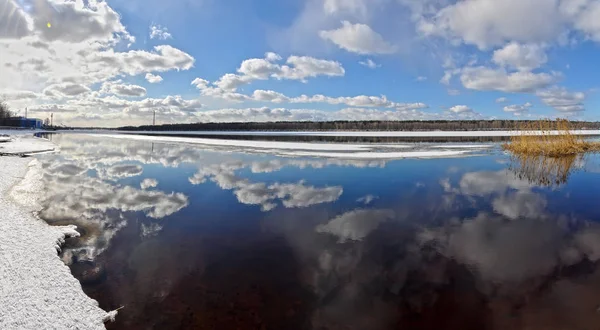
[153,110,156,126]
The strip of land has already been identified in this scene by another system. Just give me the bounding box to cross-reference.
[95,133,494,159]
[0,134,111,329]
[110,129,600,137]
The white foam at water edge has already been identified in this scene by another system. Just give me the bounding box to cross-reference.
[0,138,114,329]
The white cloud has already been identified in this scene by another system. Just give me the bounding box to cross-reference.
[358,58,380,69]
[417,0,563,49]
[186,106,446,123]
[43,83,91,97]
[503,102,533,115]
[0,89,40,101]
[149,23,172,40]
[34,0,134,44]
[492,42,548,71]
[536,86,585,113]
[252,90,289,103]
[416,76,428,82]
[210,53,345,92]
[145,73,163,84]
[460,67,558,93]
[101,81,147,97]
[319,21,397,54]
[323,0,368,17]
[86,45,195,77]
[282,55,347,80]
[496,97,508,103]
[448,105,473,114]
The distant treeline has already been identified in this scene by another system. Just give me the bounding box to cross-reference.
[119,120,600,132]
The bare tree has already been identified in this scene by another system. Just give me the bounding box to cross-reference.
[0,100,14,125]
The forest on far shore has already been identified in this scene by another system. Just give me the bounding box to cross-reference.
[118,120,600,132]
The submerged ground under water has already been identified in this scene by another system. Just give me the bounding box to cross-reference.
[34,133,600,330]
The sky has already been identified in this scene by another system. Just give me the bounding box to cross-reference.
[1,0,600,127]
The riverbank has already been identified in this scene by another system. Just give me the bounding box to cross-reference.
[0,134,112,329]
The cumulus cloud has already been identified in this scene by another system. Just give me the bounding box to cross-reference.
[43,83,91,97]
[145,73,163,83]
[492,42,548,71]
[101,81,147,97]
[417,0,563,49]
[323,0,369,17]
[187,106,438,123]
[359,59,380,69]
[319,21,397,54]
[460,67,558,93]
[316,209,395,242]
[34,0,134,44]
[448,105,474,114]
[149,23,172,40]
[210,52,344,92]
[503,102,533,115]
[537,86,585,113]
[0,89,40,101]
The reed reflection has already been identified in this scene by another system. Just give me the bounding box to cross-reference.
[509,153,583,187]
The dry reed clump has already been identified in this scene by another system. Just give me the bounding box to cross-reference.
[502,119,600,157]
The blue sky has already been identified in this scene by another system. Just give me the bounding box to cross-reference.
[1,0,600,126]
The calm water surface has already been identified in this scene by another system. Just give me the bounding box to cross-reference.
[35,134,600,330]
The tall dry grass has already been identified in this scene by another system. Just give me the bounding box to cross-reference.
[502,119,600,157]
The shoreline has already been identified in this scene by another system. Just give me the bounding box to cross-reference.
[0,135,113,329]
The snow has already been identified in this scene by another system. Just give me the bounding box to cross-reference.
[270,150,473,159]
[109,129,600,137]
[93,133,491,159]
[0,135,57,155]
[0,135,112,329]
[94,133,412,151]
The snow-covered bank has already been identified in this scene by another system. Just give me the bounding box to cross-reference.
[111,129,600,137]
[0,136,111,329]
[0,134,57,155]
[94,133,493,159]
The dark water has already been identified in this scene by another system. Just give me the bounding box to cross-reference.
[35,134,600,330]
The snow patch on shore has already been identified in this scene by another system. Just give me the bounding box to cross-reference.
[0,138,111,329]
[0,135,56,155]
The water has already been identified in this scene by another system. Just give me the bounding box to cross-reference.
[34,133,600,329]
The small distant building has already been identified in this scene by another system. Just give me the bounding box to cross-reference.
[2,117,44,129]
